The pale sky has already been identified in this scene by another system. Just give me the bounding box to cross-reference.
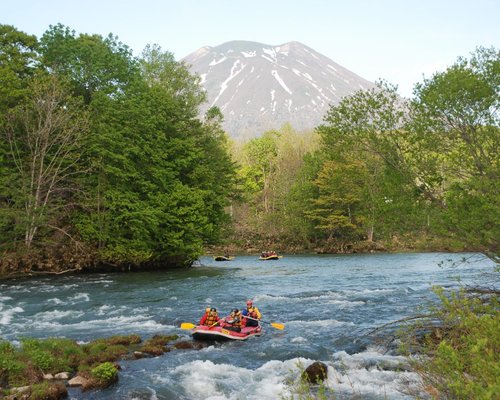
[2,0,499,97]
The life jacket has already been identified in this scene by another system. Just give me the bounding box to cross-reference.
[205,311,219,326]
[228,311,242,328]
[247,306,261,319]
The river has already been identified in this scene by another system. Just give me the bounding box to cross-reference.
[0,252,496,399]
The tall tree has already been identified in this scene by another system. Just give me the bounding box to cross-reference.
[74,45,236,265]
[411,47,500,254]
[39,23,137,104]
[3,74,89,248]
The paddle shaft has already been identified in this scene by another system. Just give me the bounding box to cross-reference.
[243,315,284,329]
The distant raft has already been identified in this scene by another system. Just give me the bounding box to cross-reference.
[213,255,234,261]
[259,252,282,260]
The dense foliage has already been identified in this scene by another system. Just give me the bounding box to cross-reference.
[0,24,236,271]
[231,47,499,256]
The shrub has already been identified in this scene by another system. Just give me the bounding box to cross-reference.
[404,287,500,399]
[90,362,118,388]
[30,381,68,400]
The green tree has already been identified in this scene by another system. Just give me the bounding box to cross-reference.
[2,74,89,248]
[305,159,366,250]
[39,23,137,104]
[74,45,236,265]
[317,82,430,244]
[411,47,500,254]
[0,24,39,113]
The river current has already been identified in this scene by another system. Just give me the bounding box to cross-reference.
[0,253,496,399]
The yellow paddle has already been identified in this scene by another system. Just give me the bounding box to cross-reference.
[244,315,285,330]
[181,318,284,331]
[180,320,220,330]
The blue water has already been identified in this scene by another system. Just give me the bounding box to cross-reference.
[0,253,496,399]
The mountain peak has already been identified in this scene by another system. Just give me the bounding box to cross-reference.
[182,41,374,139]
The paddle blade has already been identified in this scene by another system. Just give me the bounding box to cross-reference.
[270,322,285,330]
[180,322,196,330]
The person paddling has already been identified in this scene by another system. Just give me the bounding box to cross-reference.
[199,307,220,326]
[245,300,261,327]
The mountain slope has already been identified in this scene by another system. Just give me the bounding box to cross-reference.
[182,40,374,139]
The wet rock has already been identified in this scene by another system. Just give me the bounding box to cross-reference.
[302,361,328,384]
[173,340,207,350]
[54,372,69,380]
[140,345,167,356]
[68,375,89,387]
[11,385,31,394]
[4,394,29,400]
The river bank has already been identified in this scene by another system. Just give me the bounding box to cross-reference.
[206,234,476,257]
[1,235,479,282]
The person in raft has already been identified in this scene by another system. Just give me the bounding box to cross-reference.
[221,308,243,332]
[245,300,262,327]
[199,307,220,326]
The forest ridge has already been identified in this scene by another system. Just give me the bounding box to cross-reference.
[0,23,498,275]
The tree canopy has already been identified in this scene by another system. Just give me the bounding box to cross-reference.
[0,24,237,271]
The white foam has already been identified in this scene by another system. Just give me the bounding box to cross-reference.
[171,359,294,400]
[290,336,308,343]
[34,310,84,321]
[153,354,420,399]
[68,293,89,303]
[0,306,24,325]
[47,298,65,305]
[327,350,420,398]
[287,319,354,328]
[326,299,365,308]
[14,315,168,332]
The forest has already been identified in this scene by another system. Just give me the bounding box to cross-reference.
[0,23,498,275]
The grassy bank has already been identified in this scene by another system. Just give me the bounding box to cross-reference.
[0,334,183,399]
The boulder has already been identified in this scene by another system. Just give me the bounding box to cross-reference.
[68,375,89,387]
[54,372,69,380]
[43,373,55,380]
[302,361,328,384]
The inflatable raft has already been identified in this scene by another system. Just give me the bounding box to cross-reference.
[213,255,234,261]
[191,324,262,341]
[259,254,282,260]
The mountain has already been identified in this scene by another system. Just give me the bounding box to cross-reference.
[182,40,374,139]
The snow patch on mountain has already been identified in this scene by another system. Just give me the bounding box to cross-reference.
[182,40,375,138]
[209,56,227,66]
[271,70,292,95]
